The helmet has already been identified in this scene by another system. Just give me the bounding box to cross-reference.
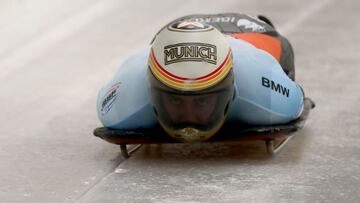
[147,21,234,142]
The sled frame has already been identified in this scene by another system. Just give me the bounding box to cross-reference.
[94,98,315,158]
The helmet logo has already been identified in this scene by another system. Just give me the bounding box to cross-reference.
[164,43,217,65]
[177,21,204,29]
[169,21,212,32]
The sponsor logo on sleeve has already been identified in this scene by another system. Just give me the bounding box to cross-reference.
[262,77,290,97]
[100,82,121,115]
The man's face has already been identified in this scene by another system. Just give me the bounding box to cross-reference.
[162,93,218,125]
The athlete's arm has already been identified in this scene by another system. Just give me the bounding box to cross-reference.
[96,47,158,129]
[227,36,304,125]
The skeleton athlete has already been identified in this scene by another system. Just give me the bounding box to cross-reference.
[97,13,304,142]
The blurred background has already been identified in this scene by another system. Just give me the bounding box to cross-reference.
[1,0,359,202]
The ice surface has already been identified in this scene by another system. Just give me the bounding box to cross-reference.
[1,0,360,202]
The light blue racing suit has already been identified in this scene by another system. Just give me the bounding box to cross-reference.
[97,36,304,130]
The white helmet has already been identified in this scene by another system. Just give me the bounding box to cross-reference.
[148,21,234,142]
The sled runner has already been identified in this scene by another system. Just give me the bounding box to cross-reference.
[93,98,315,158]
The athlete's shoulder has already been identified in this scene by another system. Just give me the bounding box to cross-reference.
[226,36,280,70]
[226,36,304,124]
[112,46,150,77]
[97,46,157,129]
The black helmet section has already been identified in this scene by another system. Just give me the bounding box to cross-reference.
[148,69,234,142]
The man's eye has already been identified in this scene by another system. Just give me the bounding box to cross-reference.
[169,97,182,105]
[195,98,208,107]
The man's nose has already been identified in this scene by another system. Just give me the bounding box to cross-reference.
[179,103,198,123]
